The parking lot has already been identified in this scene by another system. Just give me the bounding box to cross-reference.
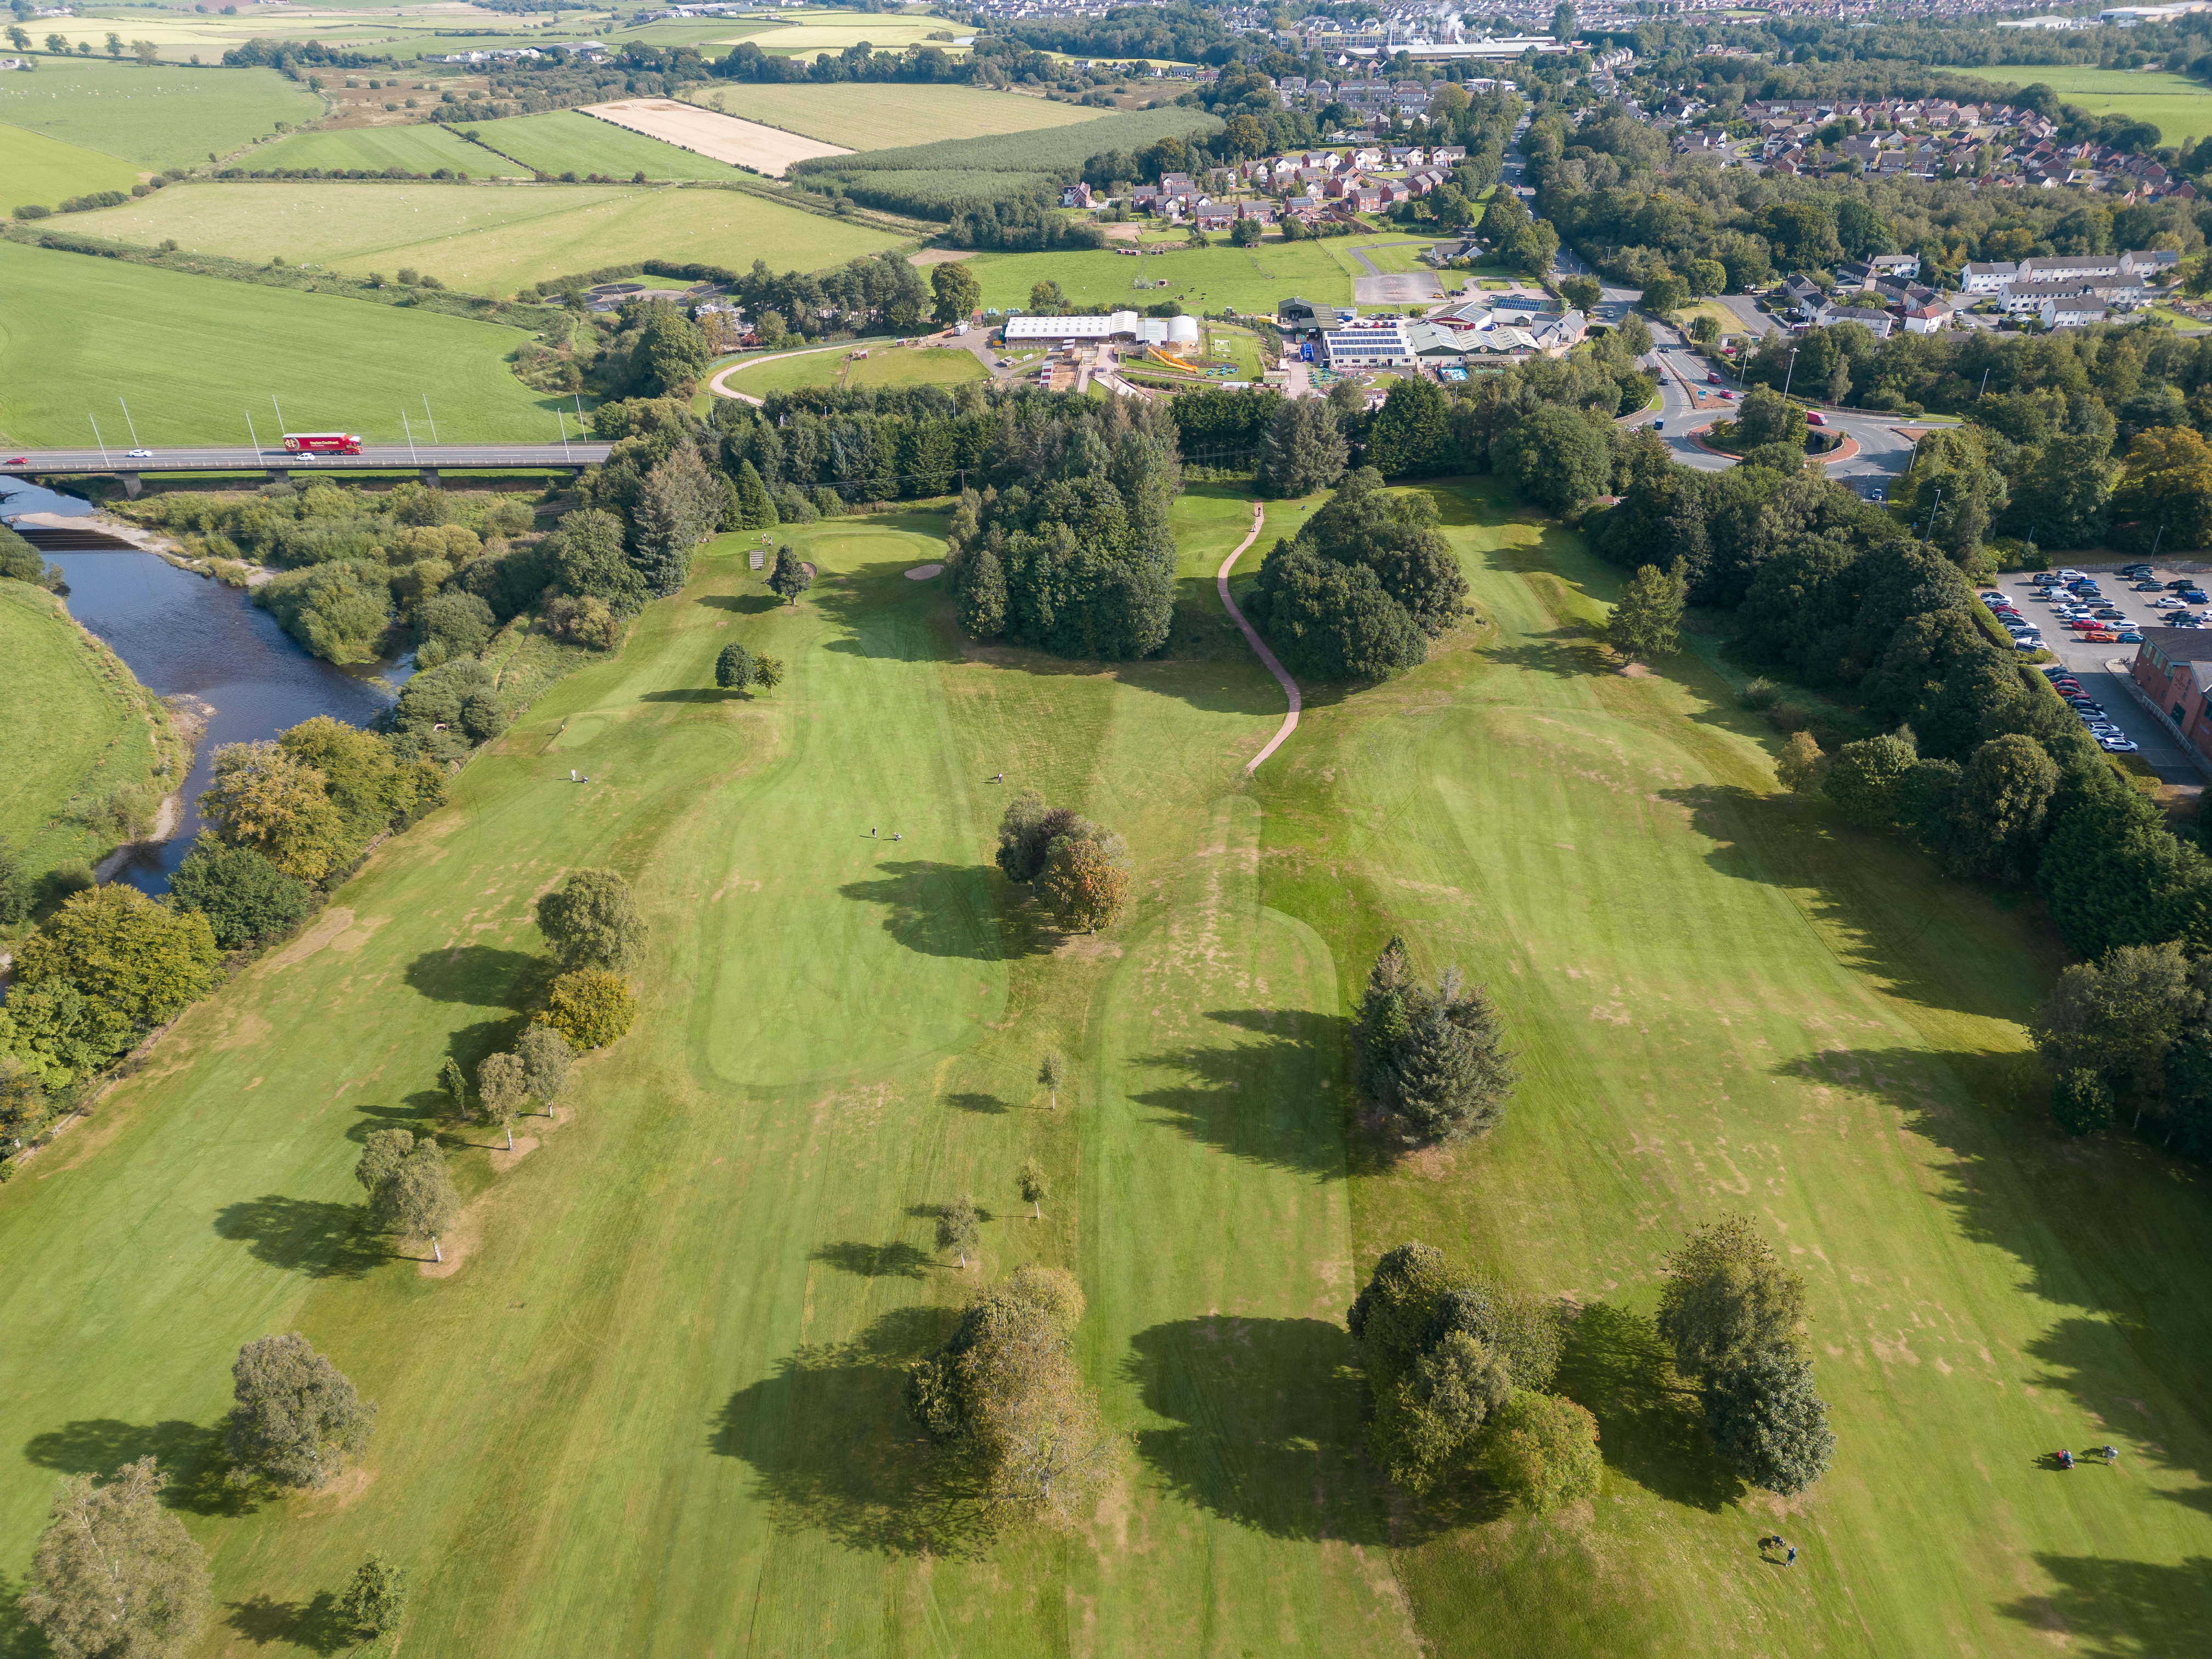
[1988,565,2209,783]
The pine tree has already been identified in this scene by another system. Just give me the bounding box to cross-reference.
[1702,1346,1836,1495]
[769,544,814,606]
[438,1056,467,1118]
[629,443,718,598]
[1392,1005,1482,1140]
[733,459,778,531]
[1609,563,1686,662]
[1356,936,1414,1101]
[1255,398,1349,499]
[960,541,1009,638]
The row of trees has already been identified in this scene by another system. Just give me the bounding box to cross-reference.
[2031,941,2212,1153]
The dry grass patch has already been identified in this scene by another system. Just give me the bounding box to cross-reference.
[581,99,849,176]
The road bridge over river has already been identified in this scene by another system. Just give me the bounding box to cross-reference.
[2,444,615,496]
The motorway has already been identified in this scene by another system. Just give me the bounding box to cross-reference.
[1,443,612,476]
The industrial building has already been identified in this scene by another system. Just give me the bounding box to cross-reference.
[1001,312,1202,348]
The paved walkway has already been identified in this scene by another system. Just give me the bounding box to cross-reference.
[1215,502,1301,774]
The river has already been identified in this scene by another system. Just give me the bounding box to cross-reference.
[35,546,407,894]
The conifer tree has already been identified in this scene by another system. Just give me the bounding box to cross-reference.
[1702,1346,1836,1495]
[733,459,778,530]
[438,1056,467,1118]
[960,541,1009,637]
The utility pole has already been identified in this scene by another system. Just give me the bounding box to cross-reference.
[118,397,140,447]
[1978,366,1991,399]
[557,411,571,461]
[89,415,109,466]
[1781,346,1799,400]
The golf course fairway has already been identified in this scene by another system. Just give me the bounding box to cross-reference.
[0,481,2205,1657]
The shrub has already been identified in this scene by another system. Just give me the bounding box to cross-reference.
[539,969,636,1049]
[1480,1392,1602,1513]
[2053,1067,2115,1136]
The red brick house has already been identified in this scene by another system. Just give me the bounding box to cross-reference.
[2131,627,2212,763]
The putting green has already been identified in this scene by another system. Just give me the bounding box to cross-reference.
[0,483,2207,1656]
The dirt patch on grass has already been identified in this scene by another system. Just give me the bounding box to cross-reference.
[908,248,975,266]
[417,1223,476,1279]
[1053,934,1124,962]
[489,1136,539,1173]
[298,1465,378,1513]
[580,99,849,176]
[259,908,379,972]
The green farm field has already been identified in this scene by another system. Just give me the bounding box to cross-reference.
[253,122,524,179]
[719,343,988,398]
[57,179,907,294]
[0,59,321,170]
[0,582,172,901]
[1936,64,2212,146]
[0,240,560,446]
[0,122,142,210]
[469,109,744,181]
[684,81,1109,151]
[0,476,2207,1655]
[969,234,1432,315]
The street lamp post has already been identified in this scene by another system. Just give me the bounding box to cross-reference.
[402,411,418,467]
[1781,346,1799,400]
[271,395,285,437]
[421,396,439,445]
[118,397,140,448]
[88,416,109,466]
[246,411,262,455]
[556,411,572,462]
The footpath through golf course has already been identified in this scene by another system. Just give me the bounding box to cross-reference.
[0,481,2206,1656]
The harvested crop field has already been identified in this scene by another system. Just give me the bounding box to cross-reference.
[686,81,1111,152]
[580,99,848,176]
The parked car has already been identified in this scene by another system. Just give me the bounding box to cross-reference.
[1805,410,1827,426]
[2166,579,2195,591]
[2155,596,2189,608]
[2102,737,2141,753]
[2134,581,2166,592]
[2120,630,2145,643]
[1871,487,1886,503]
[2182,589,2209,603]
[2085,630,2119,642]
[2093,608,2128,620]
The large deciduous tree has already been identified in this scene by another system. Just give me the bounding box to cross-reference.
[165,836,315,950]
[386,1143,461,1263]
[1479,1391,1603,1514]
[476,1051,526,1150]
[197,741,345,881]
[7,885,219,1070]
[515,1023,574,1114]
[334,1555,410,1643]
[935,1195,981,1270]
[225,1334,377,1489]
[1655,1213,1808,1381]
[1491,404,1613,515]
[22,1457,210,1659]
[540,970,638,1051]
[930,261,981,327]
[537,868,647,972]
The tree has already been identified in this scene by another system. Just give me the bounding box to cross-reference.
[960,541,1008,636]
[1733,385,1804,452]
[335,1555,410,1642]
[1018,1158,1047,1218]
[752,654,785,692]
[1824,731,1918,828]
[1229,216,1263,247]
[732,459,778,531]
[2030,941,2203,1100]
[995,793,1088,884]
[386,1143,460,1262]
[21,1458,210,1659]
[1038,832,1131,933]
[1038,1048,1066,1111]
[165,836,314,950]
[355,1128,415,1226]
[1480,1392,1602,1513]
[1702,1346,1835,1496]
[1551,1,1576,40]
[936,1194,981,1269]
[1245,544,1427,681]
[1951,733,2059,882]
[1029,278,1068,313]
[0,837,33,926]
[1609,563,1685,662]
[715,641,757,693]
[1775,731,1827,797]
[1366,377,1451,477]
[540,969,637,1049]
[1655,1214,1807,1381]
[477,1050,526,1150]
[1254,397,1348,499]
[1690,312,1721,345]
[9,884,218,1064]
[1492,404,1612,514]
[515,1024,573,1116]
[439,1055,467,1118]
[1355,941,1516,1144]
[197,741,345,880]
[2053,1066,2117,1136]
[2114,425,2212,550]
[1639,267,1689,317]
[906,1266,1114,1528]
[768,544,814,605]
[630,443,719,598]
[1559,274,1601,312]
[225,1333,377,1489]
[930,261,981,326]
[537,868,647,972]
[553,507,650,615]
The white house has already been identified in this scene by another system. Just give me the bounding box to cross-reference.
[1960,261,2018,295]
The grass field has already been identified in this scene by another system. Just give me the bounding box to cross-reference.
[0,581,171,903]
[0,475,2207,1655]
[0,59,321,170]
[466,109,744,181]
[0,122,143,211]
[251,122,524,178]
[1936,64,2212,146]
[0,239,560,447]
[720,343,988,398]
[684,82,1109,151]
[57,179,907,294]
[970,236,1386,314]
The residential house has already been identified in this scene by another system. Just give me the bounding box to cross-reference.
[2042,295,2109,328]
[1901,301,1952,334]
[1779,274,1829,317]
[1825,304,1895,338]
[1872,253,1922,280]
[1960,260,2018,294]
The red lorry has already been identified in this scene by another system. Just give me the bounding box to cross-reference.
[282,432,364,455]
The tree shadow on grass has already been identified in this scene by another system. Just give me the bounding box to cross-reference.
[402,946,544,1011]
[222,1593,347,1654]
[838,861,1022,962]
[698,592,784,616]
[943,1091,1010,1114]
[709,1307,1001,1558]
[1997,1554,2212,1657]
[1125,1317,1411,1545]
[213,1195,387,1281]
[1124,1009,1347,1180]
[21,1420,246,1517]
[1482,624,1609,681]
[637,689,744,704]
[1554,1303,1741,1514]
[811,1240,931,1280]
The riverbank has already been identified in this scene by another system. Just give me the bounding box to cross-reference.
[0,580,190,921]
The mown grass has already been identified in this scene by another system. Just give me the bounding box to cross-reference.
[0,582,170,902]
[0,58,320,170]
[721,344,986,398]
[467,110,741,182]
[798,104,1220,176]
[55,179,907,294]
[0,239,560,445]
[969,236,1377,314]
[1934,64,2212,146]
[0,479,2206,1657]
[684,81,1111,151]
[0,122,143,211]
[252,123,524,179]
